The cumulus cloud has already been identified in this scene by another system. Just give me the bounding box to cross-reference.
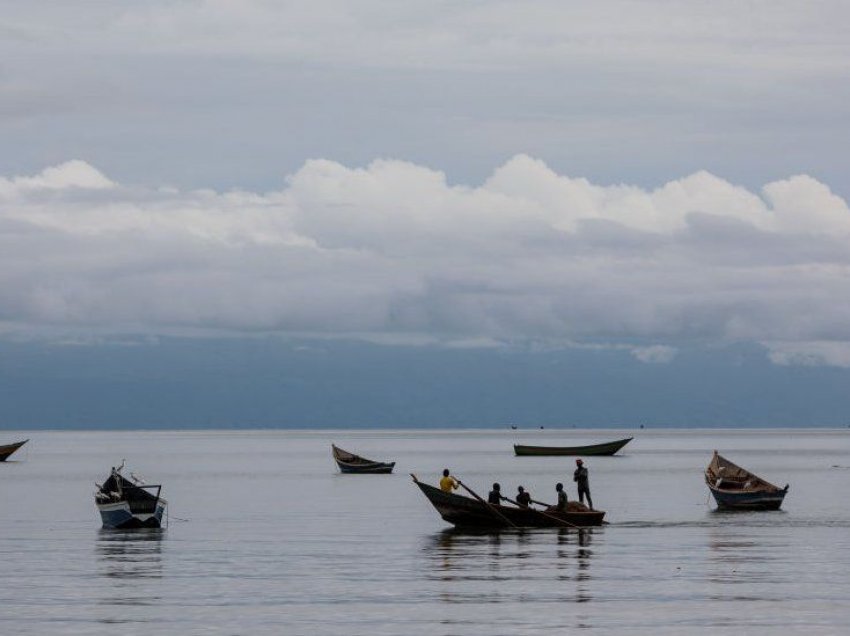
[1,157,850,366]
[0,160,114,195]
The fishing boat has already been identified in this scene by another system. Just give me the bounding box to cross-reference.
[0,439,28,461]
[514,437,633,456]
[332,444,395,474]
[411,474,605,528]
[705,451,789,511]
[94,462,167,528]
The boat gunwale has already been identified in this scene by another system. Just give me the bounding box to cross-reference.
[704,451,786,494]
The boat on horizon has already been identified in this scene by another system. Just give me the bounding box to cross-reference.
[411,474,605,528]
[514,437,633,456]
[332,444,395,474]
[705,451,789,511]
[0,439,28,461]
[95,462,167,528]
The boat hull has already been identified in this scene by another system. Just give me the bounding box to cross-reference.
[514,437,633,456]
[332,444,395,474]
[337,461,395,474]
[705,451,788,511]
[97,500,167,529]
[708,487,787,511]
[0,439,28,461]
[414,481,605,528]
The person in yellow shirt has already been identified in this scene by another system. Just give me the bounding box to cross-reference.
[439,468,459,493]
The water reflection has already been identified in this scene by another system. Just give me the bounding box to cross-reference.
[706,525,783,601]
[425,527,598,612]
[96,529,164,612]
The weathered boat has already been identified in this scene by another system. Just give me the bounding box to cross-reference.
[705,451,789,511]
[411,474,605,528]
[332,444,395,474]
[0,439,28,461]
[514,437,633,456]
[95,463,167,528]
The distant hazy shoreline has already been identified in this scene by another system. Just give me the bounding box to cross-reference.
[2,425,847,434]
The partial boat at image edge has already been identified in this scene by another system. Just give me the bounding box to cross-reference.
[514,437,633,456]
[0,439,28,462]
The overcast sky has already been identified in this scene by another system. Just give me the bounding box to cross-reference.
[2,1,850,377]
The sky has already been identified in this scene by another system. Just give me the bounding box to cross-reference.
[1,1,849,428]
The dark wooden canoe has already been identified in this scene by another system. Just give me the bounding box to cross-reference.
[514,437,633,456]
[0,439,28,462]
[332,444,395,474]
[411,475,605,528]
[705,451,789,511]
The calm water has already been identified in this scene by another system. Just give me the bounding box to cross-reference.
[1,429,849,635]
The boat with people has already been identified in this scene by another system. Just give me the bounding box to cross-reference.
[94,462,167,528]
[332,444,395,474]
[411,474,605,528]
[705,451,789,511]
[514,437,633,456]
[0,439,28,461]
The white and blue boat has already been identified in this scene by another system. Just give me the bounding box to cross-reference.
[705,451,789,511]
[95,463,167,529]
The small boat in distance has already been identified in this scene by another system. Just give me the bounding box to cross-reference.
[411,474,605,528]
[332,444,395,474]
[95,462,167,528]
[514,437,633,456]
[0,439,28,462]
[705,451,789,511]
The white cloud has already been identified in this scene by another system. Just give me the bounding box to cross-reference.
[0,160,114,196]
[766,342,850,369]
[1,157,850,367]
[631,345,678,365]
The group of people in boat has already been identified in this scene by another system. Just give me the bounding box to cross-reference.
[439,458,594,511]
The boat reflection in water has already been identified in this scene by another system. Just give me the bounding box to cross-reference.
[425,527,598,626]
[707,525,782,601]
[96,529,164,615]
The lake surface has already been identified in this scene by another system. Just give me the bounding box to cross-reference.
[1,428,849,635]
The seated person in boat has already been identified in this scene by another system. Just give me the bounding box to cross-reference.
[516,485,531,507]
[440,468,459,493]
[488,482,502,505]
[547,482,568,512]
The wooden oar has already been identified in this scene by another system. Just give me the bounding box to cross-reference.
[455,479,519,529]
[503,495,582,529]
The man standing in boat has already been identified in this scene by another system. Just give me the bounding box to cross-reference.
[440,468,459,493]
[574,459,593,510]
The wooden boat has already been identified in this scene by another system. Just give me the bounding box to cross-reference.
[514,437,633,456]
[332,444,395,474]
[411,474,605,528]
[95,462,167,528]
[0,439,28,461]
[705,451,789,511]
